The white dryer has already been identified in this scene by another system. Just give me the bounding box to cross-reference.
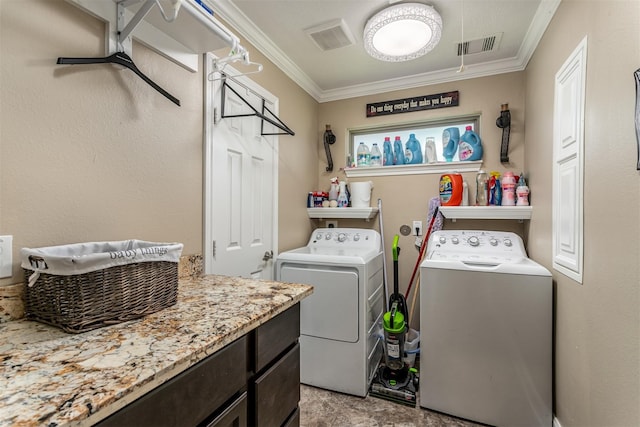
[276,228,384,397]
[419,230,552,427]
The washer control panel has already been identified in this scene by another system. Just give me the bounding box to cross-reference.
[427,230,527,261]
[309,228,381,250]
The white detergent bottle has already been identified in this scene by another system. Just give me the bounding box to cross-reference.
[337,181,349,207]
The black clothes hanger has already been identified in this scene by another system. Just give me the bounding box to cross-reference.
[57,51,180,106]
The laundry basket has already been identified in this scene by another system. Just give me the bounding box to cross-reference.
[21,240,183,333]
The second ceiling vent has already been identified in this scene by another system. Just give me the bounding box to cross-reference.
[305,19,355,51]
[457,33,503,56]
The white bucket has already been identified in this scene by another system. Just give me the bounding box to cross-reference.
[403,328,420,368]
[349,181,373,208]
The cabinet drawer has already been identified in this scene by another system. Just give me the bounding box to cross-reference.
[97,336,248,427]
[254,304,300,372]
[253,343,300,427]
[204,391,247,427]
[282,407,300,427]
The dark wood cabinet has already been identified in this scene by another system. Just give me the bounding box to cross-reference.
[204,392,248,427]
[95,304,300,427]
[248,303,301,427]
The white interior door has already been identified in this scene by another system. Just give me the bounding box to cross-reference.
[204,54,278,279]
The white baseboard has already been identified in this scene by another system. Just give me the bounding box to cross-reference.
[553,416,562,427]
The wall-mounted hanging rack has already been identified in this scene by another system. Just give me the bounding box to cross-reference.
[57,0,256,106]
[219,74,295,136]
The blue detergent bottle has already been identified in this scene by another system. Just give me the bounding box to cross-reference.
[404,133,423,164]
[383,137,394,166]
[442,127,460,162]
[393,136,405,165]
[458,126,483,161]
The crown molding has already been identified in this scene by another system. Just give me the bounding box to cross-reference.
[210,0,561,103]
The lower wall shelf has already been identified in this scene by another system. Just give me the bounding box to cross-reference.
[307,207,379,220]
[439,206,532,221]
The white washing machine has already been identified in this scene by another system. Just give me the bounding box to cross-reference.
[276,228,384,397]
[419,230,552,427]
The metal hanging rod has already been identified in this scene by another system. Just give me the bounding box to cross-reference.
[220,75,295,136]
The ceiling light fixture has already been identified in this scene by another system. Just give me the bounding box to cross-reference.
[364,2,442,62]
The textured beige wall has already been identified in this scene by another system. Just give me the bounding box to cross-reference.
[0,0,318,285]
[318,73,527,328]
[525,1,640,426]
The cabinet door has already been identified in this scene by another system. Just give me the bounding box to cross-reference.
[282,407,300,427]
[254,304,300,373]
[97,336,247,427]
[205,392,247,427]
[253,343,300,427]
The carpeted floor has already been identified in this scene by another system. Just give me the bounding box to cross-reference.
[299,384,483,427]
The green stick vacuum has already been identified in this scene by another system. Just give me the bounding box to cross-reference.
[370,235,418,406]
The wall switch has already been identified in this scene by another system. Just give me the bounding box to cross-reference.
[412,220,423,236]
[326,220,338,228]
[0,235,13,278]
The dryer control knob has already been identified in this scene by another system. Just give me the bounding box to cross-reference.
[439,236,447,244]
[325,233,332,240]
[504,239,513,247]
[353,234,360,241]
[468,236,480,246]
[490,238,498,246]
[316,233,322,240]
[338,233,347,242]
[452,237,459,244]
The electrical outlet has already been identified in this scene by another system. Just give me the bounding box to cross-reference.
[412,220,423,236]
[326,220,338,228]
[0,235,13,278]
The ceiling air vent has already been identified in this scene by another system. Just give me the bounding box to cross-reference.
[457,33,503,56]
[305,19,355,51]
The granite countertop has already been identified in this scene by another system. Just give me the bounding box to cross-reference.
[0,275,313,427]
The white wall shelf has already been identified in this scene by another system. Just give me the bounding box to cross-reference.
[439,206,532,221]
[65,0,241,72]
[307,207,379,220]
[344,161,482,178]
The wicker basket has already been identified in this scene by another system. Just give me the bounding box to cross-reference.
[22,240,182,333]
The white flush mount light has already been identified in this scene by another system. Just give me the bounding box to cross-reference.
[364,3,442,62]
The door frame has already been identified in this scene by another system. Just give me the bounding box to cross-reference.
[203,52,279,275]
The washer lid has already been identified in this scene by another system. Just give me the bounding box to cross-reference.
[277,246,379,265]
[421,255,551,276]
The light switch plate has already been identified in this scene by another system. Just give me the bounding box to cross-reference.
[0,235,13,278]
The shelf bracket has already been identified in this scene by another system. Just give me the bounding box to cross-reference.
[117,0,158,56]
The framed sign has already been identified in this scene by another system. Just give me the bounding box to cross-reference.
[366,91,459,117]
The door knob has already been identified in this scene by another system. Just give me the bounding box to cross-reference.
[262,250,274,261]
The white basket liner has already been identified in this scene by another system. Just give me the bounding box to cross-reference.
[21,240,183,287]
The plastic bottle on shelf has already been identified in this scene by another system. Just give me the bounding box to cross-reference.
[458,126,483,161]
[475,170,489,206]
[462,180,469,206]
[393,136,405,165]
[356,142,370,167]
[337,181,349,207]
[516,174,530,206]
[439,173,463,206]
[404,134,423,164]
[501,171,517,206]
[383,137,394,166]
[328,177,339,201]
[370,143,382,166]
[442,127,460,162]
[424,137,437,163]
[489,171,502,205]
